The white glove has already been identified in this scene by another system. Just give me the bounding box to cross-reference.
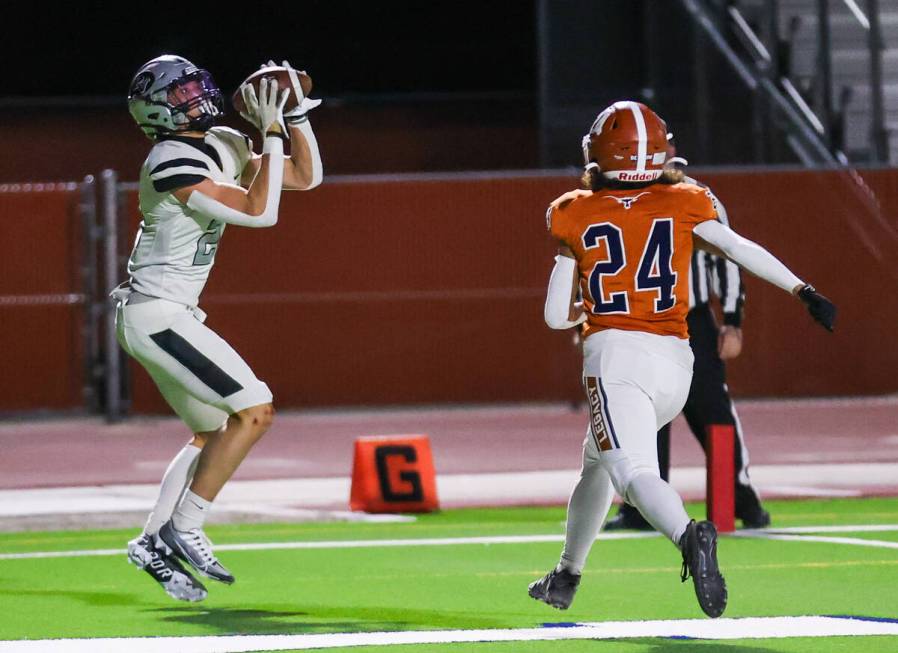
[262,59,322,124]
[239,76,290,135]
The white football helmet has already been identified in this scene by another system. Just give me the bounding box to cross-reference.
[128,55,224,140]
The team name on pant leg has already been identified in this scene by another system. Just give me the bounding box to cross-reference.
[585,377,614,452]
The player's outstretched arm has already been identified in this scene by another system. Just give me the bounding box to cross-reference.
[283,119,323,190]
[240,61,323,191]
[693,220,836,331]
[174,79,287,228]
[281,59,323,190]
[545,247,587,330]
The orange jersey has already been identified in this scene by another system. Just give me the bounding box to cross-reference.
[547,182,718,339]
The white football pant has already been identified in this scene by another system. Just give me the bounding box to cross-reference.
[115,294,273,433]
[560,329,695,573]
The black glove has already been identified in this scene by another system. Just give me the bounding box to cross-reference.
[797,285,836,332]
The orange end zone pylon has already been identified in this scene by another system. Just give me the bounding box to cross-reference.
[349,434,439,513]
[707,424,736,533]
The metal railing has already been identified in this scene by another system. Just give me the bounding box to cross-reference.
[690,0,889,164]
[799,0,886,161]
[682,0,839,164]
[100,170,123,422]
[78,175,100,413]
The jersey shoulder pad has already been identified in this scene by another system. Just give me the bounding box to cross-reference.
[683,178,729,225]
[208,126,254,170]
[671,181,719,223]
[144,141,212,193]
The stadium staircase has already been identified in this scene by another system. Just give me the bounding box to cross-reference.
[683,0,898,165]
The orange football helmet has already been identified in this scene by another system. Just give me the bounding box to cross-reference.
[582,101,670,182]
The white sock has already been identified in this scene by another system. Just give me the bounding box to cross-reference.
[626,473,691,546]
[559,459,614,575]
[172,490,212,532]
[143,444,201,535]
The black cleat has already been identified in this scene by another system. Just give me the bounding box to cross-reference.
[679,520,727,618]
[604,504,654,531]
[158,521,235,584]
[738,505,771,529]
[736,487,771,529]
[127,533,207,602]
[528,567,581,610]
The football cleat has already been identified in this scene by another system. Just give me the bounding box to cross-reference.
[679,520,727,618]
[603,504,654,531]
[738,505,771,529]
[158,521,234,584]
[127,533,207,602]
[736,487,771,529]
[528,566,581,610]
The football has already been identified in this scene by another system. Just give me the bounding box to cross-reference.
[231,66,313,115]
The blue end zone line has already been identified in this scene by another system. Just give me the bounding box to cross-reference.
[829,615,898,624]
[4,616,898,651]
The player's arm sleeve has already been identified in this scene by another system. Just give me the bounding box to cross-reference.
[707,198,745,326]
[544,205,586,329]
[545,253,586,329]
[148,154,211,193]
[693,220,804,293]
[185,136,285,228]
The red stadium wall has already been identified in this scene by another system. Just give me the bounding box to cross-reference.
[0,184,86,411]
[0,102,538,183]
[2,169,896,414]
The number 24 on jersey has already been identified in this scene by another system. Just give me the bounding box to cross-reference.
[582,218,677,315]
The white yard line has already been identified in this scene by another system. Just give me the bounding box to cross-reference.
[738,532,898,550]
[6,523,898,561]
[1,616,897,652]
[0,531,659,561]
[761,524,898,534]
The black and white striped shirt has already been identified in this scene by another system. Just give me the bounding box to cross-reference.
[687,177,745,327]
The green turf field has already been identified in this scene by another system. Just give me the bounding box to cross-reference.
[1,498,898,652]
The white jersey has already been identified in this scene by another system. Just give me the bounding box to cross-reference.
[127,126,254,307]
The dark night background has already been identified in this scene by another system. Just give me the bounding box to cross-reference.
[0,1,765,178]
[5,2,539,98]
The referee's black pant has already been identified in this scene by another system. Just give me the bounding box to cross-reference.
[655,304,764,516]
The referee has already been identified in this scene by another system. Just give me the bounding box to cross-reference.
[605,176,771,531]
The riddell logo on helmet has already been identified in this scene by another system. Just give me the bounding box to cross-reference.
[617,171,657,181]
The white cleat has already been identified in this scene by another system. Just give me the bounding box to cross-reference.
[158,521,235,584]
[128,533,208,602]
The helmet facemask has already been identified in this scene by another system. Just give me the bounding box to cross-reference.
[164,70,224,132]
